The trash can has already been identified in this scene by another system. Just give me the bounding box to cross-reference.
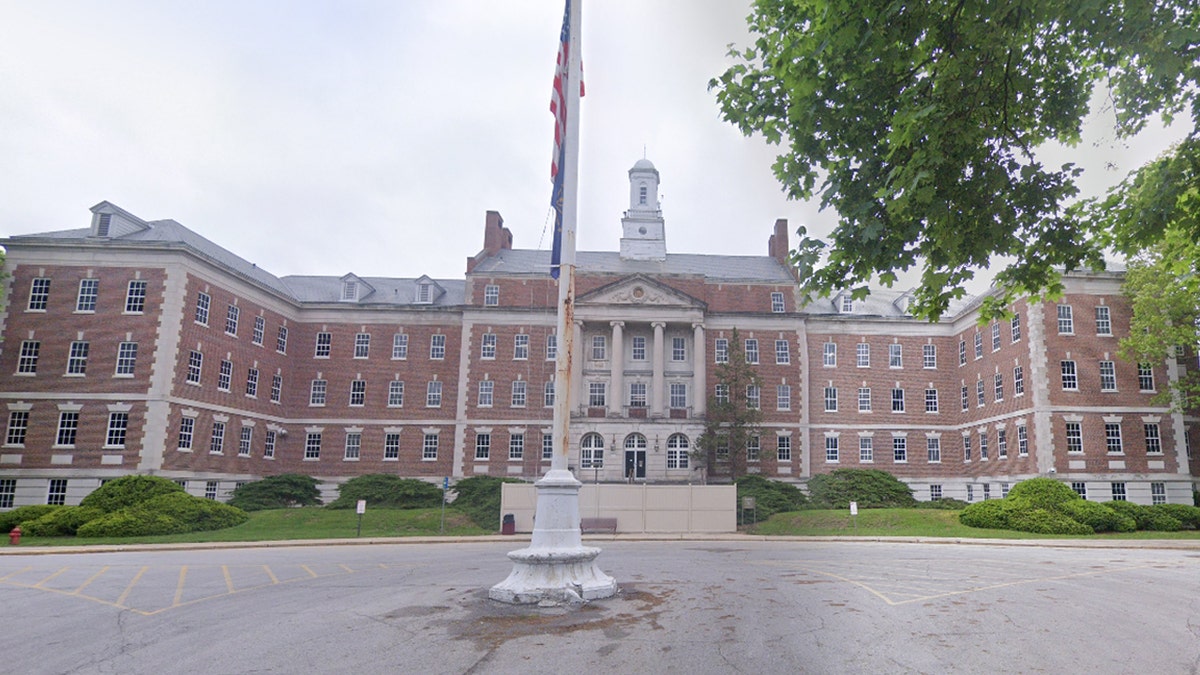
[501,513,516,535]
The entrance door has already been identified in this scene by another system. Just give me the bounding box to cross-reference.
[623,433,647,479]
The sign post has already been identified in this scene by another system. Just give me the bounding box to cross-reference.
[849,501,858,534]
[440,477,449,534]
[356,499,366,537]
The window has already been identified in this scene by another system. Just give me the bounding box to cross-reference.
[771,292,785,313]
[354,333,370,359]
[1072,482,1087,499]
[840,296,853,313]
[265,430,277,458]
[28,278,50,311]
[1011,313,1022,342]
[1066,422,1083,453]
[775,340,790,365]
[893,436,907,462]
[125,280,148,313]
[509,433,525,460]
[416,283,433,304]
[546,333,557,360]
[857,343,870,367]
[982,484,991,500]
[962,434,972,461]
[632,336,646,361]
[667,434,689,469]
[217,360,232,391]
[1014,366,1025,396]
[858,387,871,412]
[194,291,210,325]
[888,344,902,368]
[389,381,405,407]
[47,479,67,506]
[966,485,975,502]
[310,379,327,406]
[670,383,687,409]
[545,433,556,460]
[714,384,729,404]
[210,422,226,454]
[745,339,760,364]
[349,380,366,406]
[1105,422,1123,454]
[997,429,1008,458]
[823,342,837,367]
[384,433,400,460]
[922,344,936,369]
[225,304,239,336]
[629,382,647,408]
[974,333,983,359]
[252,316,265,345]
[994,373,1004,402]
[823,386,838,412]
[484,284,499,306]
[392,334,409,359]
[1151,482,1166,505]
[925,388,939,413]
[777,435,791,462]
[17,340,39,374]
[777,385,791,411]
[276,326,288,354]
[927,437,941,463]
[979,432,989,460]
[66,341,89,375]
[1111,482,1127,501]
[343,433,362,461]
[315,333,331,358]
[1017,426,1029,456]
[76,278,98,312]
[1138,364,1155,391]
[6,411,30,446]
[1145,423,1162,454]
[511,380,527,407]
[0,479,14,509]
[716,436,730,459]
[305,432,322,460]
[714,338,729,364]
[1057,304,1074,334]
[481,333,497,359]
[245,368,259,397]
[580,433,604,468]
[1095,306,1112,335]
[672,337,686,362]
[239,427,253,456]
[270,374,282,403]
[544,380,555,407]
[422,433,438,460]
[891,388,905,412]
[591,335,607,360]
[1061,360,1078,390]
[959,340,967,366]
[991,323,1001,351]
[101,412,127,447]
[638,185,647,204]
[514,335,529,360]
[1099,360,1117,391]
[178,418,195,450]
[825,435,839,462]
[859,437,874,462]
[426,381,443,407]
[747,385,761,410]
[589,382,606,407]
[430,334,446,360]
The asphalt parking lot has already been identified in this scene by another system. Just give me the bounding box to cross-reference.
[3,538,1199,674]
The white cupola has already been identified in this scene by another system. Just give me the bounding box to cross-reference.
[619,158,667,261]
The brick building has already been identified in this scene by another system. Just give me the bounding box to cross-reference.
[1,159,1196,508]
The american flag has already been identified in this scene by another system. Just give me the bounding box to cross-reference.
[550,0,582,279]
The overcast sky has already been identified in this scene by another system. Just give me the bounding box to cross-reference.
[0,1,1187,292]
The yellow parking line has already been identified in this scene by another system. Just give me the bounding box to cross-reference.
[339,564,352,573]
[300,565,317,578]
[0,565,32,582]
[223,565,235,594]
[33,567,70,588]
[115,566,149,607]
[72,566,109,594]
[172,566,188,607]
[263,565,279,585]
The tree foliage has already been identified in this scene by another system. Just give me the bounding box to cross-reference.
[450,476,527,530]
[713,0,1200,321]
[807,468,916,509]
[227,474,323,511]
[694,328,762,481]
[326,475,443,509]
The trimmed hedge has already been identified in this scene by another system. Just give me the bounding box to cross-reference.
[736,475,808,520]
[1058,500,1135,533]
[228,474,322,511]
[807,469,916,509]
[917,498,970,510]
[1103,500,1183,531]
[959,499,1016,530]
[80,475,184,513]
[76,493,247,537]
[1153,503,1200,529]
[20,506,106,537]
[1006,478,1080,510]
[1006,506,1094,535]
[327,475,443,509]
[0,505,60,533]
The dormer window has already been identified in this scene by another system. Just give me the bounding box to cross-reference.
[416,283,433,304]
[97,213,112,237]
[341,280,358,302]
[840,296,854,313]
[638,185,648,205]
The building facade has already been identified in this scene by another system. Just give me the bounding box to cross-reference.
[1,160,1197,508]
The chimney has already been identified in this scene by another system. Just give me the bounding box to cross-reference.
[768,218,789,263]
[467,210,513,273]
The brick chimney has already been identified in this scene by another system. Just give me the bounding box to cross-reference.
[768,218,789,263]
[466,210,513,273]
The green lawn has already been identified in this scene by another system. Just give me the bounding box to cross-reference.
[18,507,492,547]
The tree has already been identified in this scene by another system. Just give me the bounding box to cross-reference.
[227,474,323,511]
[712,0,1200,321]
[694,328,762,481]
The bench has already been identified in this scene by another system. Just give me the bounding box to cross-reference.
[580,517,618,534]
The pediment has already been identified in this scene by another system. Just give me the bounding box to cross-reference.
[577,274,705,310]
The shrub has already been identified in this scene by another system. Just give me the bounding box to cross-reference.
[916,498,969,510]
[1006,506,1093,535]
[451,476,528,530]
[959,499,1015,530]
[133,493,248,532]
[327,475,443,509]
[0,505,61,533]
[1153,503,1200,529]
[80,475,184,513]
[736,475,808,520]
[76,511,187,538]
[1006,478,1081,510]
[1102,500,1183,531]
[1058,500,1134,533]
[20,506,106,536]
[228,474,322,511]
[807,469,915,509]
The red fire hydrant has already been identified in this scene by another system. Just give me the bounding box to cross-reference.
[8,527,21,546]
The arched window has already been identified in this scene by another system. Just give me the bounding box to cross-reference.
[667,433,690,469]
[624,433,647,450]
[581,432,604,468]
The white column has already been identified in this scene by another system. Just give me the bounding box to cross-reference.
[693,323,706,416]
[610,321,624,416]
[572,320,584,411]
[651,321,666,416]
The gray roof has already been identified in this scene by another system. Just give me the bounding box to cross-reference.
[280,276,466,306]
[471,249,797,283]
